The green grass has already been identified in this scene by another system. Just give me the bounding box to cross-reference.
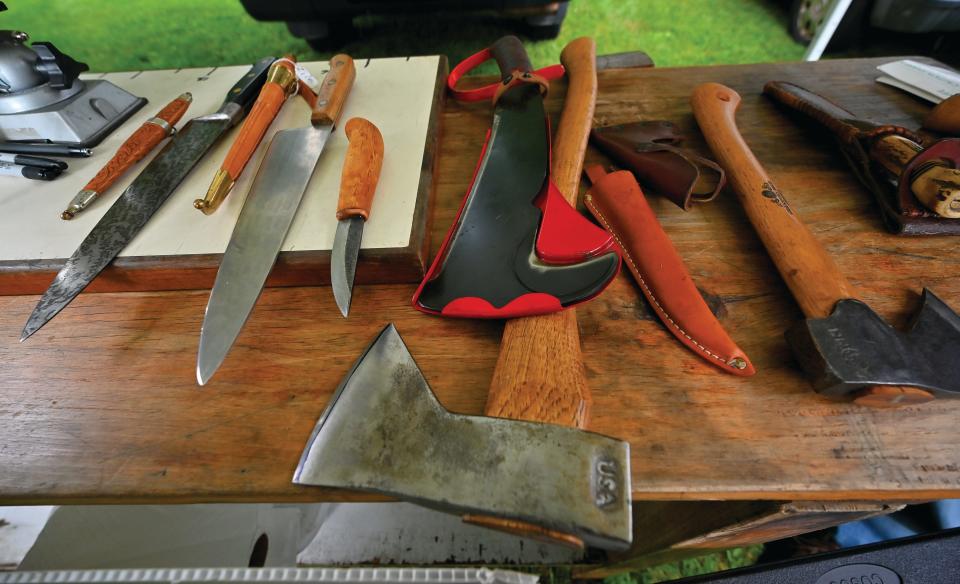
[2,0,804,73]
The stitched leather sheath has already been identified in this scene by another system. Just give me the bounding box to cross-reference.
[583,165,755,376]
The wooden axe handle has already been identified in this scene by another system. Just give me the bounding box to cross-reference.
[485,37,596,429]
[691,83,932,407]
[464,38,598,550]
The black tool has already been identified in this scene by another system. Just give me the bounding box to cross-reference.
[0,142,91,157]
[0,152,67,170]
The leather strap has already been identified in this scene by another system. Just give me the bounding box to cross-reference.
[447,46,565,104]
[583,165,755,376]
[591,122,726,210]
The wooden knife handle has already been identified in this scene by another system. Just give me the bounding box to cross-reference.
[83,93,192,195]
[692,83,933,407]
[691,83,856,319]
[337,118,384,221]
[312,54,355,127]
[223,57,298,180]
[487,37,598,429]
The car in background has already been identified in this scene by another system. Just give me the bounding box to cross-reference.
[789,0,960,45]
[239,0,570,49]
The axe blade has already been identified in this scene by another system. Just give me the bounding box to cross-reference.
[294,324,632,550]
[786,289,960,399]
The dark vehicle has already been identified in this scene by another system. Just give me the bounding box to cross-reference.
[789,0,960,45]
[239,1,570,49]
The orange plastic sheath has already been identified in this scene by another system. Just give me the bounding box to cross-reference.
[83,94,191,194]
[221,58,298,180]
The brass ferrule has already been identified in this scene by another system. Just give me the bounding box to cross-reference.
[194,169,235,215]
[61,189,99,220]
[267,59,299,97]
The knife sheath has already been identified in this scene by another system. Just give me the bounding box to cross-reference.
[591,121,725,210]
[583,165,755,376]
[764,81,960,235]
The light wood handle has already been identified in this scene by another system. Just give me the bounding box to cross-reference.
[691,83,856,319]
[311,54,355,127]
[223,57,298,179]
[692,83,933,406]
[337,118,384,221]
[486,37,598,429]
[83,93,192,194]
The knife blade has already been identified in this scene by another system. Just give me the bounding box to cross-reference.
[196,54,356,385]
[331,117,384,317]
[20,57,275,342]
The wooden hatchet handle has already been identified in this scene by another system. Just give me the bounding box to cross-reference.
[691,83,932,407]
[486,37,597,429]
[465,37,598,549]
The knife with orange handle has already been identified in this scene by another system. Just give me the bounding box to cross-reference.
[61,92,193,220]
[194,56,302,214]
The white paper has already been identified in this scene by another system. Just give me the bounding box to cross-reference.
[876,59,960,104]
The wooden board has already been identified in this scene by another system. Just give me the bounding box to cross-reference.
[1,58,959,505]
[0,57,446,295]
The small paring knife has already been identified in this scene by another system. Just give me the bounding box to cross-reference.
[331,118,384,317]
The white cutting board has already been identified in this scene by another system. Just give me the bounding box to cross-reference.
[0,56,441,264]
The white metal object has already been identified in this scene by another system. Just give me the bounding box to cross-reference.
[803,0,854,61]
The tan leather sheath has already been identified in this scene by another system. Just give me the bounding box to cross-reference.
[583,165,755,376]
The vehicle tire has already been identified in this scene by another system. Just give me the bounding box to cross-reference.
[287,17,357,51]
[523,1,568,40]
[789,0,867,48]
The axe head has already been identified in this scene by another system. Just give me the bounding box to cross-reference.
[786,289,960,399]
[294,324,633,551]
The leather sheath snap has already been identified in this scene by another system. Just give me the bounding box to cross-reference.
[583,165,755,376]
[591,121,726,210]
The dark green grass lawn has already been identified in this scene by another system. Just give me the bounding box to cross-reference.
[2,0,804,72]
[3,0,783,580]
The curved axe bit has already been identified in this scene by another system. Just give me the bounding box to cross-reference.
[294,324,632,551]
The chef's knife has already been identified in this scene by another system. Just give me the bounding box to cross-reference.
[331,117,384,317]
[21,57,275,342]
[197,54,356,385]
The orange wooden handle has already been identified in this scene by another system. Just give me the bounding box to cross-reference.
[336,118,384,220]
[83,93,192,194]
[312,54,355,127]
[690,83,856,319]
[222,58,298,179]
[486,37,598,430]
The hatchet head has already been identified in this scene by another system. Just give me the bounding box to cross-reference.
[412,80,620,319]
[786,289,960,399]
[294,324,632,551]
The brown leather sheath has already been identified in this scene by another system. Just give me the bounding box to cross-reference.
[583,165,755,376]
[591,121,726,210]
[925,94,960,135]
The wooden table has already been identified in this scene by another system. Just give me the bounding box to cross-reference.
[2,57,958,573]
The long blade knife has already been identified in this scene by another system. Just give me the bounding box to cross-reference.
[20,58,276,342]
[331,117,384,317]
[197,54,356,385]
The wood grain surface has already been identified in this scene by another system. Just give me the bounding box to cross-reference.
[486,37,597,429]
[336,118,384,221]
[2,58,960,505]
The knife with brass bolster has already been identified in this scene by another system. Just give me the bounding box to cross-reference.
[583,164,755,376]
[21,58,275,342]
[763,81,960,220]
[197,54,356,385]
[332,118,384,317]
[61,92,193,220]
[195,56,301,214]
